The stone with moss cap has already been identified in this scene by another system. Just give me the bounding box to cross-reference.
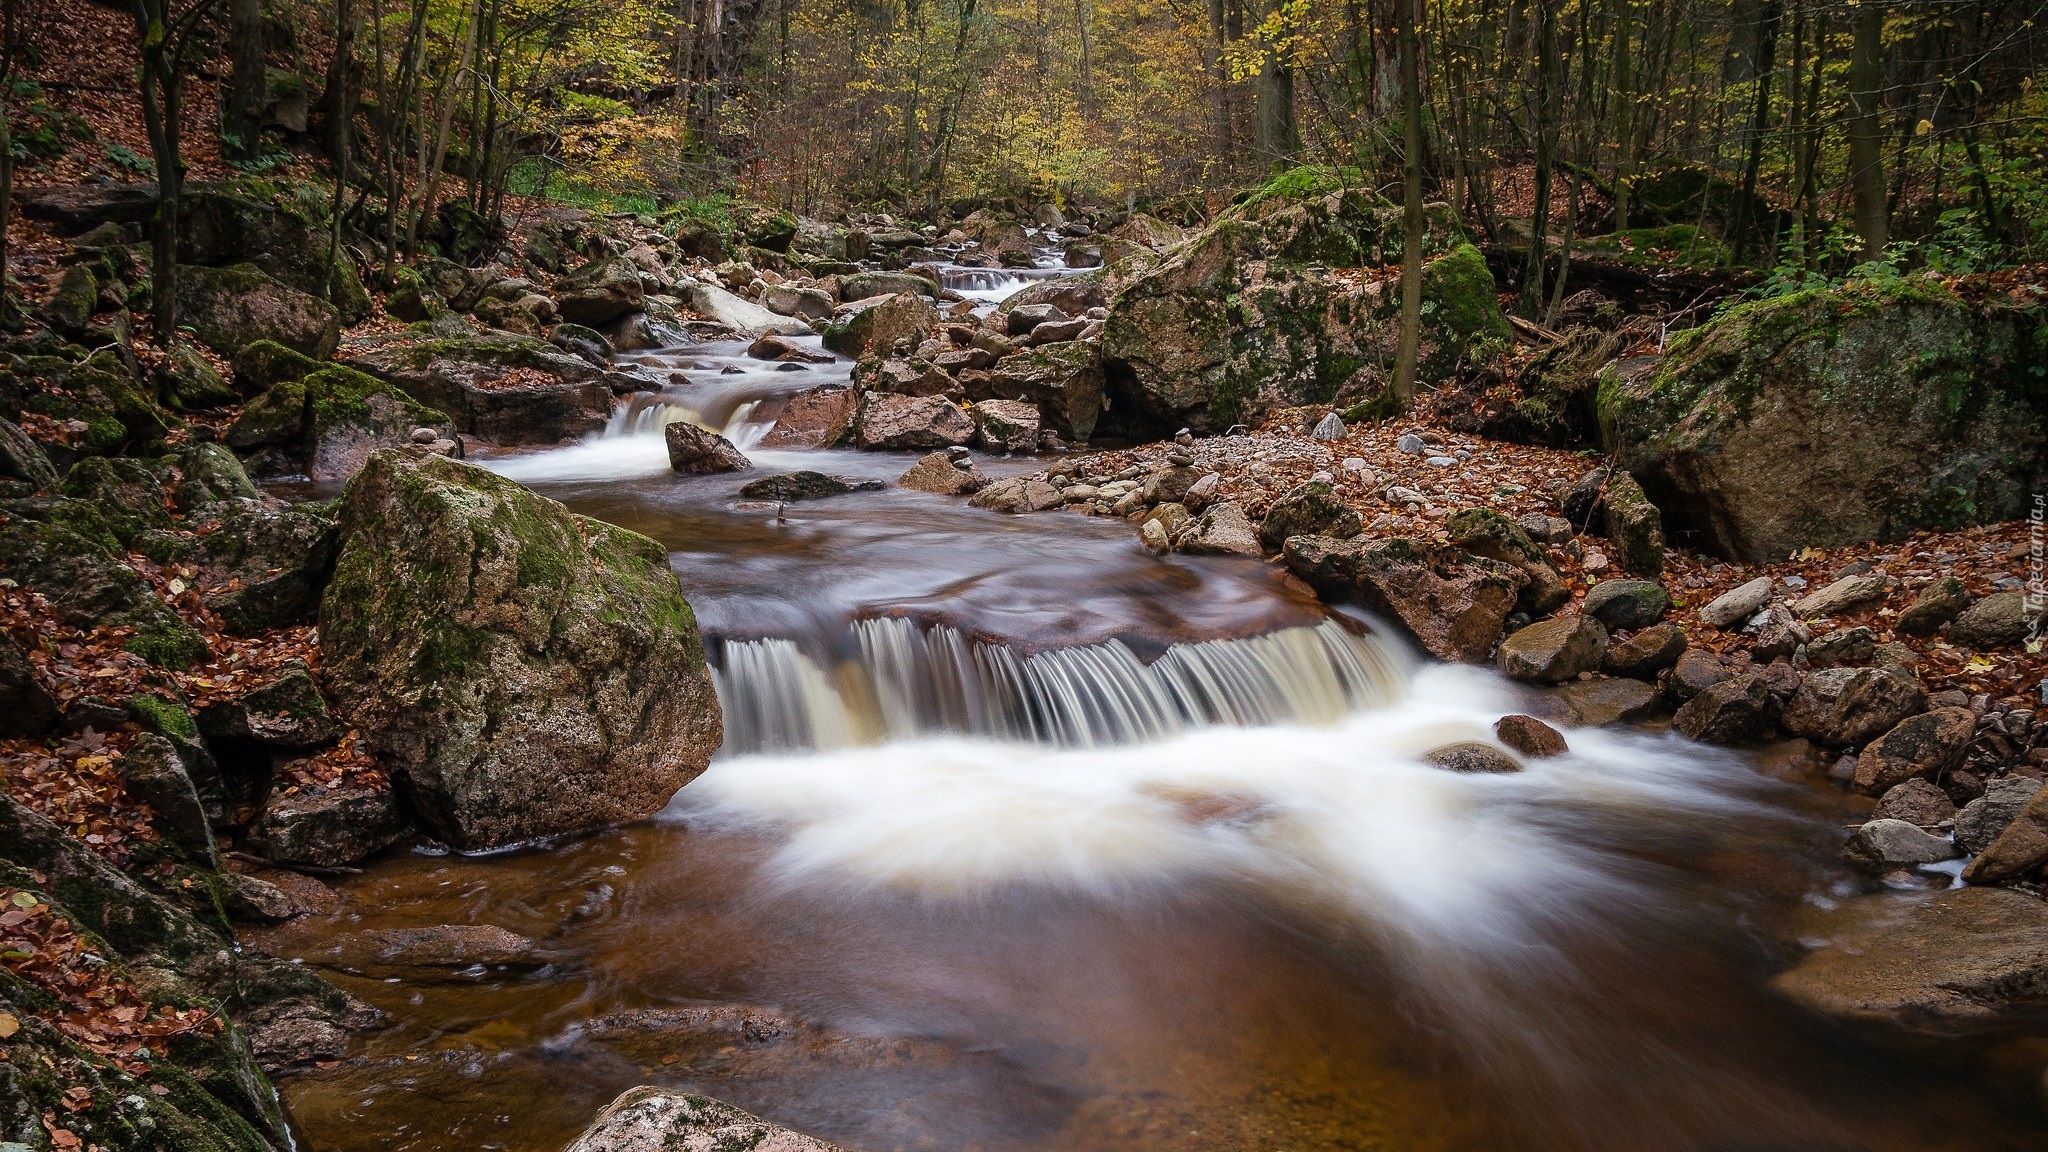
[175,263,340,359]
[23,351,175,466]
[0,509,209,667]
[1100,175,1485,436]
[231,338,324,394]
[320,451,722,850]
[344,330,617,445]
[58,455,172,546]
[1598,277,2048,561]
[1445,506,1568,616]
[225,366,460,480]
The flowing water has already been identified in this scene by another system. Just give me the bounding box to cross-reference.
[265,279,2048,1151]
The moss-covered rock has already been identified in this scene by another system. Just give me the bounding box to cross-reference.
[157,339,239,410]
[303,366,458,481]
[971,342,1104,440]
[1258,480,1362,550]
[224,378,307,457]
[170,442,261,512]
[1,794,378,1101]
[0,417,61,492]
[344,331,612,445]
[1282,534,1526,663]
[1603,470,1667,577]
[175,263,340,360]
[1417,242,1511,378]
[1099,182,1477,436]
[553,255,645,328]
[730,201,799,252]
[0,631,58,737]
[1599,277,2047,560]
[223,368,458,480]
[1445,506,1570,615]
[1580,224,1730,270]
[195,503,339,633]
[22,353,176,464]
[0,505,208,667]
[230,339,323,394]
[319,451,723,850]
[822,292,939,360]
[58,455,173,546]
[178,186,372,324]
[38,262,100,334]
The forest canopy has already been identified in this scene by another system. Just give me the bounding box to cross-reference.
[2,0,2046,293]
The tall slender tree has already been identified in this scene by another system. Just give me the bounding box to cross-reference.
[223,0,266,162]
[1392,0,1422,406]
[1256,0,1301,162]
[1845,0,1888,260]
[129,0,223,345]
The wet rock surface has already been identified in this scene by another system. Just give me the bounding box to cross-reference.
[318,452,723,850]
[1772,888,2048,1026]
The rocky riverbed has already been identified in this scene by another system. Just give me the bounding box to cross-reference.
[3,171,2047,1152]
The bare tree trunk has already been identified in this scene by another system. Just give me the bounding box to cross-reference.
[224,0,266,162]
[131,0,215,346]
[1845,0,1887,261]
[1074,0,1091,107]
[1519,0,1557,316]
[1206,0,1233,163]
[0,0,17,324]
[1393,0,1422,407]
[1730,0,1779,263]
[1255,0,1299,164]
[324,0,354,303]
[406,0,481,260]
[1608,0,1633,230]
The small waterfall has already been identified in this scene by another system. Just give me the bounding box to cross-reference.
[606,396,697,437]
[712,618,1407,755]
[604,394,769,447]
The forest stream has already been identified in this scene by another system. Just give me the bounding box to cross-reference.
[249,267,2048,1152]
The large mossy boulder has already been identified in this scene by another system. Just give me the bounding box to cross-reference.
[225,365,458,479]
[177,187,373,323]
[1099,171,1488,435]
[0,504,209,666]
[319,452,723,850]
[822,292,939,359]
[19,351,176,465]
[972,341,1105,440]
[344,331,615,445]
[175,263,340,360]
[1599,278,2048,561]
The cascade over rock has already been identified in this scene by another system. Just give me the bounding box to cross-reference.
[319,451,722,850]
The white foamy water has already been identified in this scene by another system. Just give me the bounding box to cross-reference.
[714,617,1405,753]
[672,660,1762,952]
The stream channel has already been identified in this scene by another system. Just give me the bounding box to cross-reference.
[258,259,2048,1152]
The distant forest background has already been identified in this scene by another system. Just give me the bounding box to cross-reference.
[2,0,2046,292]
